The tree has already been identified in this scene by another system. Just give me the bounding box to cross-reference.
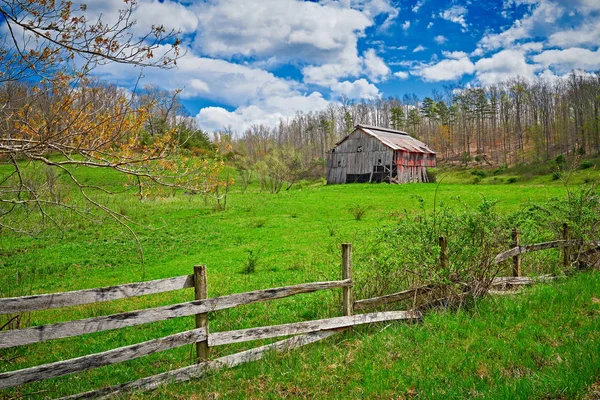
[0,1,225,251]
[390,107,405,131]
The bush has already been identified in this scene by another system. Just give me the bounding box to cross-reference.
[580,160,594,170]
[507,177,518,184]
[471,169,486,178]
[552,171,561,181]
[355,198,510,303]
[555,154,566,166]
[426,169,437,183]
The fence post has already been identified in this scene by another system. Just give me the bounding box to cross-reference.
[194,265,209,362]
[439,236,448,270]
[562,223,571,268]
[512,229,521,277]
[341,243,353,316]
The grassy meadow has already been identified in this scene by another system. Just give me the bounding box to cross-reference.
[1,161,600,399]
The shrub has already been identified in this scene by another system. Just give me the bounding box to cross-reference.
[355,197,510,303]
[471,169,486,178]
[580,160,594,170]
[555,154,566,166]
[552,171,561,181]
[426,169,437,183]
[507,177,518,184]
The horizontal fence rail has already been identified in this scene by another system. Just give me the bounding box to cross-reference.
[59,330,340,400]
[0,311,420,390]
[354,285,434,311]
[493,239,586,264]
[0,279,352,349]
[0,275,195,314]
[208,310,421,347]
[0,328,207,389]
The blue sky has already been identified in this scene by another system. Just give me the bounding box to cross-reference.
[87,0,600,133]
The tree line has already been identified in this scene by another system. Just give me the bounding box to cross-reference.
[226,70,600,183]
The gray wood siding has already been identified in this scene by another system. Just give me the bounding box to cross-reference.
[326,131,393,184]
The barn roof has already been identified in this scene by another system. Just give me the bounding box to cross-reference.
[354,125,436,154]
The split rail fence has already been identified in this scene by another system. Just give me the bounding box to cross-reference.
[0,244,420,399]
[0,227,590,398]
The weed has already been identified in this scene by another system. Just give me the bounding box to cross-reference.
[242,249,260,274]
[552,171,561,180]
[349,205,368,221]
[327,220,337,236]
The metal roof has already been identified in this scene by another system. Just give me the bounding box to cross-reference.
[350,124,436,154]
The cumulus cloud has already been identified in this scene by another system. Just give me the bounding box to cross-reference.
[402,21,411,30]
[548,19,600,47]
[197,92,330,132]
[394,71,409,79]
[442,50,468,59]
[94,46,333,133]
[330,79,380,99]
[477,1,564,51]
[413,45,427,53]
[434,35,448,44]
[363,49,391,82]
[532,48,600,73]
[411,57,475,82]
[439,5,468,30]
[475,49,540,85]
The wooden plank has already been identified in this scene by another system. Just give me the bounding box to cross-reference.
[341,243,353,317]
[0,328,207,389]
[490,275,558,286]
[0,279,352,349]
[354,286,433,310]
[563,223,571,268]
[194,265,209,362]
[60,330,339,400]
[0,275,194,314]
[208,310,421,347]
[493,240,583,264]
[512,229,521,277]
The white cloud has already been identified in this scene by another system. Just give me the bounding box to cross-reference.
[442,50,468,59]
[394,71,409,79]
[548,19,600,47]
[412,1,423,13]
[363,49,391,82]
[95,46,332,133]
[413,45,427,53]
[402,20,411,30]
[427,22,434,29]
[412,57,475,81]
[197,92,330,133]
[434,35,448,44]
[330,79,380,99]
[475,49,540,85]
[477,1,563,51]
[532,48,600,73]
[439,5,468,30]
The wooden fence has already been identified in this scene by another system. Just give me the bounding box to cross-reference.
[1,227,591,398]
[355,224,591,310]
[0,243,420,398]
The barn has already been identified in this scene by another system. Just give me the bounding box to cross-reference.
[326,124,436,184]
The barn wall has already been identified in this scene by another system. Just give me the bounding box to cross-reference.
[327,130,393,184]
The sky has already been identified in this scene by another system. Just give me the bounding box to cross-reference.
[84,0,600,133]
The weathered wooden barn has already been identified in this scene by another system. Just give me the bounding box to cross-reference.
[326,125,436,184]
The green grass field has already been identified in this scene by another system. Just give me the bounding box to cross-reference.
[1,164,599,399]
